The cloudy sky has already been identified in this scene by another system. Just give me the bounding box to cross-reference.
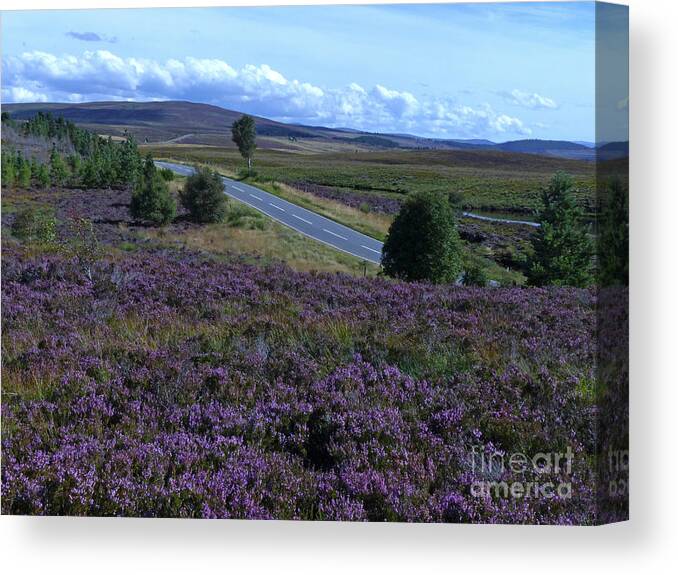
[2,3,600,141]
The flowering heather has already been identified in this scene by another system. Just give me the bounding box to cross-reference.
[1,243,608,523]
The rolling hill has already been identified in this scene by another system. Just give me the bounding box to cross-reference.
[2,100,628,159]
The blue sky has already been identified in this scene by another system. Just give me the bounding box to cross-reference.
[1,2,605,141]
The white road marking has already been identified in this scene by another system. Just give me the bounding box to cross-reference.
[270,203,285,212]
[249,193,263,201]
[292,214,313,225]
[361,245,382,254]
[323,228,348,241]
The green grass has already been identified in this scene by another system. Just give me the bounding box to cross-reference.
[140,200,380,277]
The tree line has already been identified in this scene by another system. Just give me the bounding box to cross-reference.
[2,111,144,189]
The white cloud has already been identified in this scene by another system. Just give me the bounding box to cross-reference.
[2,50,531,138]
[503,88,558,110]
[2,86,49,103]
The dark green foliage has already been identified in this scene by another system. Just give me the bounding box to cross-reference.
[1,149,16,187]
[4,112,143,189]
[527,172,593,287]
[11,206,57,243]
[35,163,50,188]
[231,114,257,174]
[49,146,69,187]
[130,156,176,226]
[159,167,175,181]
[597,177,629,287]
[180,166,228,223]
[18,159,32,188]
[14,151,32,188]
[382,191,462,284]
[462,263,488,286]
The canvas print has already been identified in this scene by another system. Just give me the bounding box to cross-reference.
[0,2,628,524]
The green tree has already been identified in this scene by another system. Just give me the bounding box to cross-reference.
[180,166,228,223]
[231,114,257,175]
[2,151,17,188]
[130,156,176,225]
[49,146,68,186]
[382,191,462,284]
[527,172,593,287]
[598,177,629,287]
[35,163,50,188]
[17,153,32,188]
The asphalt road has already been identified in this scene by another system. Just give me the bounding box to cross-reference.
[155,160,384,264]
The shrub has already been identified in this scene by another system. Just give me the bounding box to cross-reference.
[11,207,57,244]
[226,203,267,230]
[527,172,593,287]
[130,157,176,226]
[382,191,462,284]
[159,168,175,181]
[180,166,228,223]
[462,263,488,286]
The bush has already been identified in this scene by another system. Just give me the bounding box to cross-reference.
[180,166,228,223]
[382,191,462,284]
[11,207,57,244]
[159,168,175,181]
[226,203,267,230]
[130,158,176,226]
[462,263,488,286]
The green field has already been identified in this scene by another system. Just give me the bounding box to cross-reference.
[143,144,597,213]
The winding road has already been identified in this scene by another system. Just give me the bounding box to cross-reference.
[155,161,385,264]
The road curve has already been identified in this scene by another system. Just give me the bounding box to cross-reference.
[155,161,384,264]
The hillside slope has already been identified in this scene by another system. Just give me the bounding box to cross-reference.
[3,101,627,159]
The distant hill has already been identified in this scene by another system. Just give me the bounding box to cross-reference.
[596,141,629,160]
[2,101,323,144]
[2,101,618,159]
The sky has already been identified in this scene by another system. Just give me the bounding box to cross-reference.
[1,2,611,142]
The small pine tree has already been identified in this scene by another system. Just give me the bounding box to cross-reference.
[49,146,68,187]
[180,166,227,223]
[130,156,176,226]
[598,177,628,287]
[382,191,462,284]
[231,115,257,175]
[527,172,593,287]
[2,151,16,188]
[35,164,50,188]
[18,155,32,188]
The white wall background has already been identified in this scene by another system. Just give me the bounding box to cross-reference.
[1,1,676,573]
